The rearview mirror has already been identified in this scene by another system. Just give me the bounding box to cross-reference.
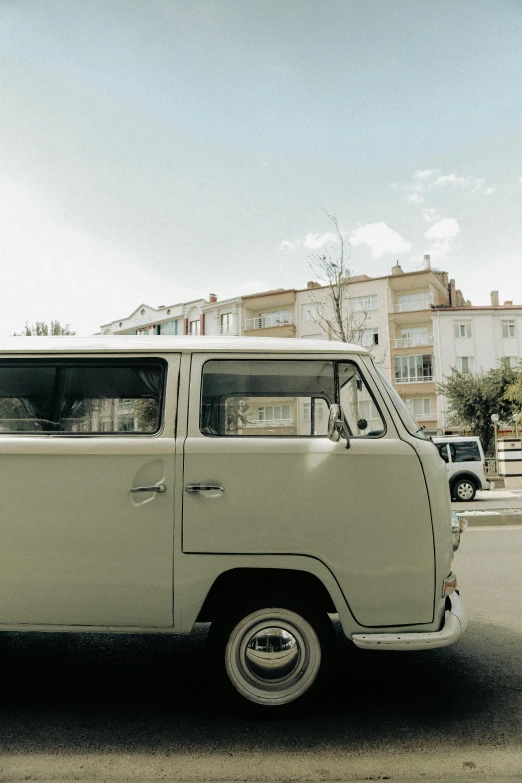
[328,404,351,448]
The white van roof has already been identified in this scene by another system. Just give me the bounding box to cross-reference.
[0,336,369,355]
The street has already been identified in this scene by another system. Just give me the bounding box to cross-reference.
[0,528,521,782]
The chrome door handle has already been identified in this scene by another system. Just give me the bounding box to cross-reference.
[186,484,224,495]
[130,484,167,494]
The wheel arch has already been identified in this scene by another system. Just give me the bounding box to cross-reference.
[449,471,480,492]
[196,567,337,623]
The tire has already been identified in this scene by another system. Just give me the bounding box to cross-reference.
[452,477,477,501]
[207,593,334,712]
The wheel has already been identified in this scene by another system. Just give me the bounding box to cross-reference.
[452,478,476,501]
[207,594,334,712]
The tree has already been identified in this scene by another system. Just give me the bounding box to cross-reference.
[503,362,522,436]
[13,320,75,336]
[306,212,376,349]
[437,360,517,455]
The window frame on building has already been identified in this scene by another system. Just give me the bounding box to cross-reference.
[454,321,472,338]
[502,319,516,338]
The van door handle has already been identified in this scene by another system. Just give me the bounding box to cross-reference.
[186,484,224,495]
[130,484,167,494]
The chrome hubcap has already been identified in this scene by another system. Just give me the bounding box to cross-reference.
[225,608,321,705]
[245,627,300,681]
[458,482,474,499]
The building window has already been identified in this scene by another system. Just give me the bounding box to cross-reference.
[394,291,433,312]
[456,356,474,373]
[404,397,432,417]
[301,302,322,322]
[190,320,201,336]
[454,321,472,338]
[394,354,433,383]
[504,356,519,369]
[302,401,325,421]
[220,312,234,334]
[257,405,291,423]
[360,327,379,347]
[349,295,378,312]
[502,320,516,338]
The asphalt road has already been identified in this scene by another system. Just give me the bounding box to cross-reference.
[1,528,521,782]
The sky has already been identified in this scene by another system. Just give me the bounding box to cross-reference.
[1,0,522,336]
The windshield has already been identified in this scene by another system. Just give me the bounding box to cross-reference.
[373,362,432,441]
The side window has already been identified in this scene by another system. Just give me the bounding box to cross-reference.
[452,441,481,462]
[0,366,56,431]
[0,361,165,434]
[436,443,449,463]
[200,360,335,436]
[338,363,385,437]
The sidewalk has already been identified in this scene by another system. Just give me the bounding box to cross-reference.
[452,489,522,526]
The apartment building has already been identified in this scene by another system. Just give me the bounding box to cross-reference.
[433,290,522,432]
[241,289,297,338]
[100,297,209,336]
[200,295,242,337]
[297,257,467,433]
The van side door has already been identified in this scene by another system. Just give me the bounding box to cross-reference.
[0,354,179,628]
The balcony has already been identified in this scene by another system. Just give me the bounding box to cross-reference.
[392,301,433,313]
[392,335,433,348]
[395,375,433,384]
[244,314,295,331]
[218,325,239,336]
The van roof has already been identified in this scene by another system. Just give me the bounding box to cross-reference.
[0,336,369,355]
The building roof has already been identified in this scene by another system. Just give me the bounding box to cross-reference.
[0,336,369,355]
[432,305,522,312]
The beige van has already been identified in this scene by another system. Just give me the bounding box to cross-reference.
[0,336,466,710]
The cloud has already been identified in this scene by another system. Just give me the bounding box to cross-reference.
[279,230,343,252]
[350,222,412,258]
[421,208,440,223]
[302,231,339,249]
[407,193,425,204]
[414,169,440,179]
[434,173,495,194]
[424,218,460,250]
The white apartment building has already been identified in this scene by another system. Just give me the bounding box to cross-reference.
[200,296,242,337]
[297,274,391,376]
[100,297,210,336]
[433,291,522,433]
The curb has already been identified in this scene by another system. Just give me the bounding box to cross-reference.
[455,511,522,526]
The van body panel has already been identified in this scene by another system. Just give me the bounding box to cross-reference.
[183,352,435,628]
[0,351,180,628]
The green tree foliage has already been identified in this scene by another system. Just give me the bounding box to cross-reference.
[13,320,75,336]
[504,362,522,407]
[437,359,517,455]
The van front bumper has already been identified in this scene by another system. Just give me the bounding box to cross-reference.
[351,591,467,651]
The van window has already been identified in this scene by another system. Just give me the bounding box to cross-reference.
[0,360,165,434]
[339,363,385,436]
[449,441,481,462]
[201,360,335,436]
[436,443,449,463]
[200,359,384,437]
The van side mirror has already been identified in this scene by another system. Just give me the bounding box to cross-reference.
[328,404,351,448]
